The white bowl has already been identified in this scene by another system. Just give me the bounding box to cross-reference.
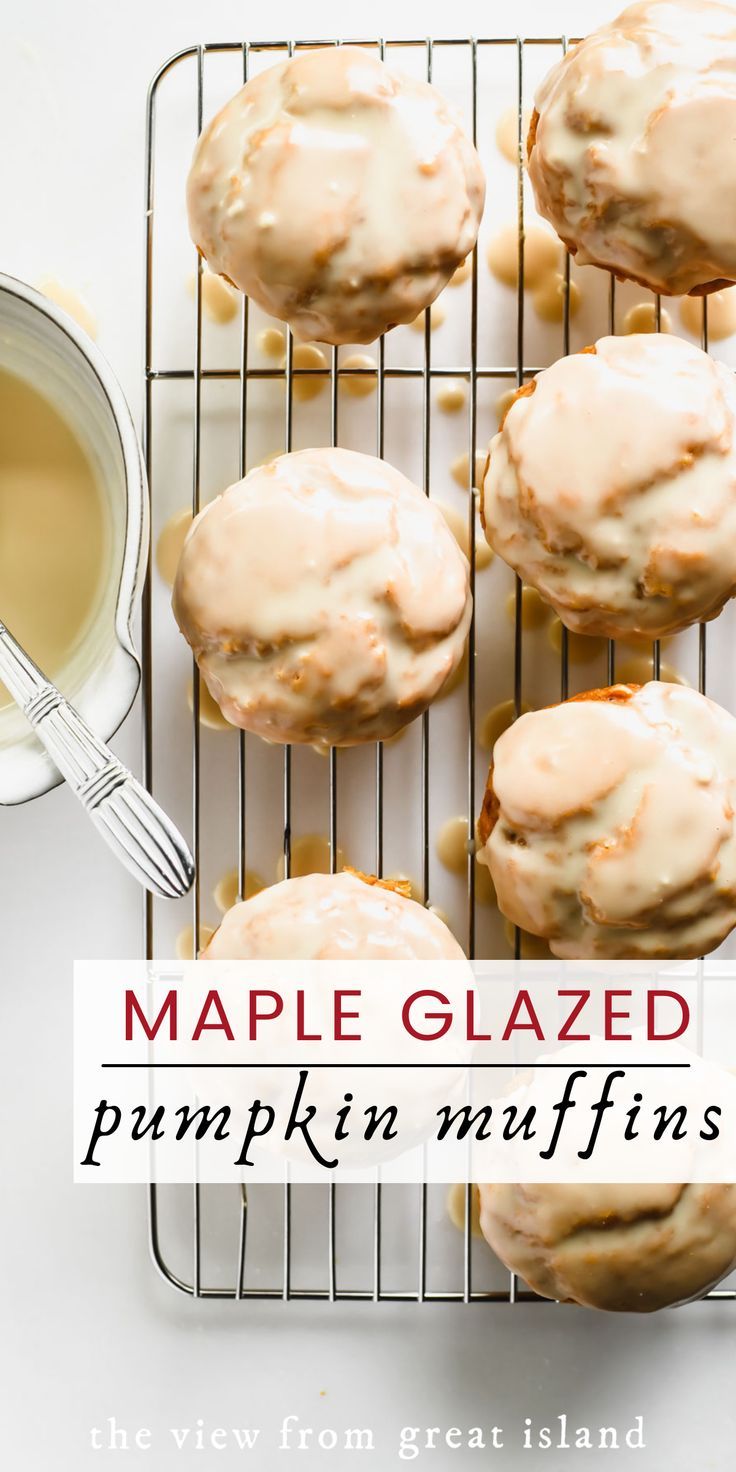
[0,273,148,804]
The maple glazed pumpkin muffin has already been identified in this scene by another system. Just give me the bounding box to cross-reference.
[173,447,472,748]
[187,45,485,344]
[527,0,736,296]
[203,870,465,960]
[481,333,736,640]
[476,682,736,959]
[478,1179,736,1312]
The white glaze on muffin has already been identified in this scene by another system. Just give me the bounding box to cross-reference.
[477,682,736,959]
[173,447,472,747]
[187,46,485,344]
[527,0,736,296]
[203,870,465,960]
[482,334,736,640]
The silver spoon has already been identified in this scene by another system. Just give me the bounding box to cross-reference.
[0,620,194,899]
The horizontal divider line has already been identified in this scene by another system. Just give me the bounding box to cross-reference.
[101,1061,692,1069]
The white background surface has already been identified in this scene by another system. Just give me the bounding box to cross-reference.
[1,1,735,1467]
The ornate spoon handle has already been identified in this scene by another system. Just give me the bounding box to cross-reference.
[0,621,194,899]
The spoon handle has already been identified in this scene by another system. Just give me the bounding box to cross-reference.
[0,622,194,900]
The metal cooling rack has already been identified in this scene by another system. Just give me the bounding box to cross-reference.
[141,34,735,1305]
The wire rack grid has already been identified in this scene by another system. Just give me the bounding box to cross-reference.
[141,34,736,1307]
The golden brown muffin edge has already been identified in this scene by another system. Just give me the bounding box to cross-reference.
[475,683,641,848]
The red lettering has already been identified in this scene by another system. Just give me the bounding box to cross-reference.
[248,990,283,1038]
[402,991,451,1041]
[192,990,234,1041]
[605,990,632,1042]
[648,990,690,1041]
[125,989,177,1042]
[297,991,321,1042]
[334,990,361,1042]
[558,990,590,1042]
[501,990,544,1042]
[466,990,492,1042]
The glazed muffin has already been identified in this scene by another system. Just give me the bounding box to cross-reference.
[476,682,736,959]
[201,871,467,1169]
[527,0,736,296]
[481,333,736,640]
[172,447,472,747]
[478,1180,736,1312]
[186,45,485,344]
[203,869,465,960]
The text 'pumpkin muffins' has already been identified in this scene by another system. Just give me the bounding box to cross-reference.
[173,447,472,748]
[481,333,736,640]
[187,45,485,344]
[476,682,736,959]
[527,0,736,296]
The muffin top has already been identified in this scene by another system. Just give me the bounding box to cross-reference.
[203,870,465,960]
[528,0,736,295]
[478,1178,736,1312]
[186,45,485,343]
[173,447,472,747]
[482,333,736,639]
[477,682,736,959]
